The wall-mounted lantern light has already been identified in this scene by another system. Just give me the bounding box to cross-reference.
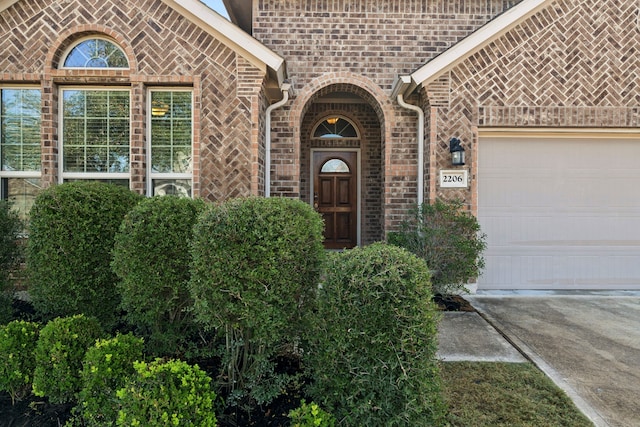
[449,137,465,166]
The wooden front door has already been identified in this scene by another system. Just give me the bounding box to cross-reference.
[313,151,357,249]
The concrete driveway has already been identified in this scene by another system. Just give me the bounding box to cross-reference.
[468,293,640,427]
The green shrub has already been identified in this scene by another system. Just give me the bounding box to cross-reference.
[76,333,144,426]
[115,359,217,427]
[112,196,205,356]
[0,320,39,405]
[306,243,446,426]
[288,400,336,427]
[26,182,142,329]
[388,199,487,295]
[0,200,23,323]
[189,196,325,407]
[32,314,104,404]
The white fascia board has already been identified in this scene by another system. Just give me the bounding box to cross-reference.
[410,0,551,87]
[0,0,19,13]
[163,0,285,84]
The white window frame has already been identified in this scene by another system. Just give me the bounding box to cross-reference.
[0,85,42,195]
[59,86,132,185]
[146,88,194,197]
[60,36,129,70]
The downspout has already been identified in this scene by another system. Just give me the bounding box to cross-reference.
[264,83,291,198]
[396,93,425,205]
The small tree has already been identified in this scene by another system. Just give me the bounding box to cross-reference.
[112,196,206,356]
[388,199,487,295]
[26,182,142,330]
[305,243,446,426]
[0,200,23,323]
[189,197,325,409]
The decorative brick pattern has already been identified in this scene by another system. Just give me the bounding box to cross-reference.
[255,0,519,234]
[0,0,267,200]
[428,0,640,213]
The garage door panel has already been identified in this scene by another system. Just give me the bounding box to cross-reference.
[479,136,640,290]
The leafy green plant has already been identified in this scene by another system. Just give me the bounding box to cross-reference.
[388,199,487,295]
[0,320,39,404]
[76,333,144,426]
[306,243,446,426]
[26,181,142,330]
[112,196,205,356]
[289,400,336,427]
[115,359,217,427]
[32,314,104,404]
[0,200,23,323]
[189,196,325,409]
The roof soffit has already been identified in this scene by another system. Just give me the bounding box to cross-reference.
[222,0,252,33]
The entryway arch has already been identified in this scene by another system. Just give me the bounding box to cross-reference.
[296,80,388,248]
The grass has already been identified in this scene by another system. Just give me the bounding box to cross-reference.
[441,362,594,427]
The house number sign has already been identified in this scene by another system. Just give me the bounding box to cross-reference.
[439,170,468,188]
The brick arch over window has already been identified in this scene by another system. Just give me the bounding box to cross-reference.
[290,73,393,131]
[45,25,138,72]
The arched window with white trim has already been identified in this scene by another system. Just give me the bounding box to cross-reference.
[62,37,129,69]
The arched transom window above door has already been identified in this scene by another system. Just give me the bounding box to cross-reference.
[312,116,358,139]
[321,158,350,173]
[61,37,129,69]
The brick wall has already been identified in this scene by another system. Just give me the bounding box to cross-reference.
[429,0,640,212]
[255,0,518,233]
[0,0,268,201]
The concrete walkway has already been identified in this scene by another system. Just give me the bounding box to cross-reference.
[452,293,640,427]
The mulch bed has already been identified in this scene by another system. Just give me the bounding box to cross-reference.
[2,295,474,426]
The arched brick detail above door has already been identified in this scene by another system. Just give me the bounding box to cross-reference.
[289,73,393,246]
[289,72,394,132]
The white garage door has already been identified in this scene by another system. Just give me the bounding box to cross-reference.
[478,134,640,290]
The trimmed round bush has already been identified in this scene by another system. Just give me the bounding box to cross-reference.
[0,320,40,405]
[77,333,144,426]
[116,359,217,427]
[26,182,142,329]
[112,196,206,356]
[189,196,325,406]
[0,200,22,323]
[388,199,487,295]
[32,314,104,404]
[306,243,446,426]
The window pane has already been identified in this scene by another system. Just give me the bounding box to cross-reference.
[172,146,192,173]
[63,91,85,117]
[152,146,171,173]
[313,117,358,139]
[1,89,41,172]
[86,146,108,172]
[152,179,191,197]
[1,177,42,222]
[321,159,350,173]
[109,147,129,173]
[62,89,129,174]
[64,146,85,172]
[63,38,129,69]
[150,91,192,174]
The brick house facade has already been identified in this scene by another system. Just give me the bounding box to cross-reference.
[1,0,639,289]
